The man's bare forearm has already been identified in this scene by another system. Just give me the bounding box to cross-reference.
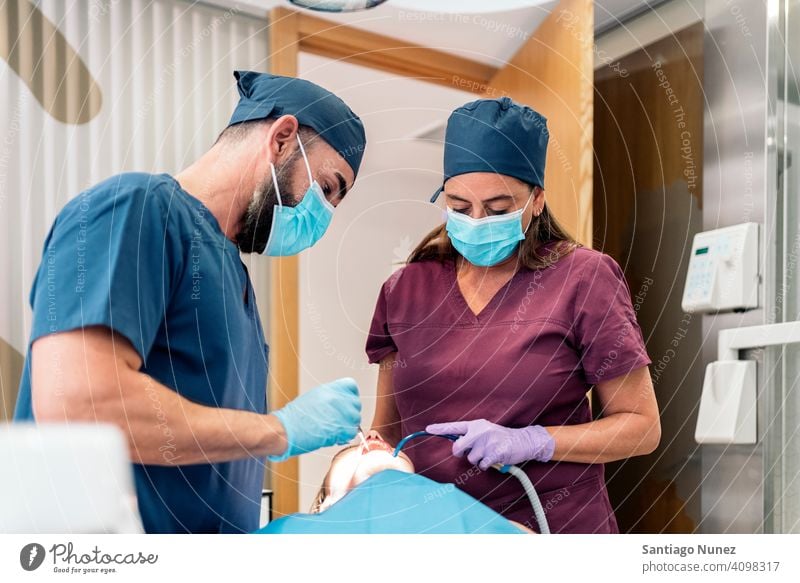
[117,370,286,465]
[42,367,287,465]
[31,327,287,466]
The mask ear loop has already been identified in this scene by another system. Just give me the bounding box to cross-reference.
[269,132,310,209]
[522,190,536,234]
[296,133,336,214]
[296,133,313,186]
[270,162,283,208]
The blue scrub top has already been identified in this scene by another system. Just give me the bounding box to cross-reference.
[14,173,269,533]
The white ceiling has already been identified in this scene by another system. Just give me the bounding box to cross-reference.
[198,0,664,192]
[213,1,653,66]
[216,0,661,208]
[229,0,659,179]
[297,2,559,66]
[364,0,551,12]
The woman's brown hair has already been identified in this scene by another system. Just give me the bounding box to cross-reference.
[407,187,580,270]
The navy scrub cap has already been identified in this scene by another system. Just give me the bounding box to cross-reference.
[228,70,367,178]
[430,97,548,202]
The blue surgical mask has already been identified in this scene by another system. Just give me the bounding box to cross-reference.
[263,135,335,257]
[445,194,533,267]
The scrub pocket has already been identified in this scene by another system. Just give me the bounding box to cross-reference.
[537,474,619,534]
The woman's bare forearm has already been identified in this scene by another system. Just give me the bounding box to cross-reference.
[370,353,403,445]
[546,412,660,464]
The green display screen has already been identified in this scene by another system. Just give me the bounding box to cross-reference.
[695,247,709,255]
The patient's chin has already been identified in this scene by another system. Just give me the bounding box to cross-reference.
[312,438,416,514]
[352,450,414,485]
[509,520,537,534]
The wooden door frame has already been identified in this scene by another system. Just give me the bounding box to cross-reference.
[266,6,498,518]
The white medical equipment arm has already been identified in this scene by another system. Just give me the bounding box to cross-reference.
[696,321,800,444]
[717,321,800,361]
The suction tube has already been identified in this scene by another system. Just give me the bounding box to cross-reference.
[392,431,457,456]
[393,431,551,534]
[493,463,550,534]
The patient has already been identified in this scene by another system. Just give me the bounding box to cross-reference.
[310,435,414,513]
[256,433,533,533]
[305,434,535,534]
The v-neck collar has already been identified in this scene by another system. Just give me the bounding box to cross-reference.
[444,260,525,323]
[162,173,240,255]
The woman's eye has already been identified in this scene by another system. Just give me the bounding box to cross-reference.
[453,208,470,214]
[322,184,332,196]
[486,208,509,216]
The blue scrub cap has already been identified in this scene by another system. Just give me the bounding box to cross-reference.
[430,97,548,202]
[228,70,367,178]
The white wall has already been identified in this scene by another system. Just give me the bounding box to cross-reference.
[296,53,473,510]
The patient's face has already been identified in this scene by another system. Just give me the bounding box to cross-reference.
[313,437,414,513]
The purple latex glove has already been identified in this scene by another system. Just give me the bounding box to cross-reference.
[426,419,555,471]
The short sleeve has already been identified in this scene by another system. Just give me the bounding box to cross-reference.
[365,279,398,364]
[573,253,651,384]
[28,176,180,363]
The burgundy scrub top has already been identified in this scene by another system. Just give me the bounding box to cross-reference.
[366,246,651,533]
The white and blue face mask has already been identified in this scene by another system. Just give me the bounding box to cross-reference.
[263,134,335,257]
[445,193,533,267]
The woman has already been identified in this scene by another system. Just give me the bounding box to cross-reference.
[365,97,660,534]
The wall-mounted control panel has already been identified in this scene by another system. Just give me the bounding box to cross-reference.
[681,223,759,314]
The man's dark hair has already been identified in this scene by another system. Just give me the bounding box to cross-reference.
[215,118,319,147]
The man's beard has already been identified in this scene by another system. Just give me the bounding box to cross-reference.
[236,158,298,254]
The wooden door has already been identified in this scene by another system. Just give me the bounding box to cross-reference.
[484,0,594,246]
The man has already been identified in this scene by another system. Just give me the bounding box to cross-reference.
[13,71,366,533]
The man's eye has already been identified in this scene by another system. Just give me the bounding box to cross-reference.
[453,208,470,214]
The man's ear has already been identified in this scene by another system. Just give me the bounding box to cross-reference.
[265,115,300,164]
